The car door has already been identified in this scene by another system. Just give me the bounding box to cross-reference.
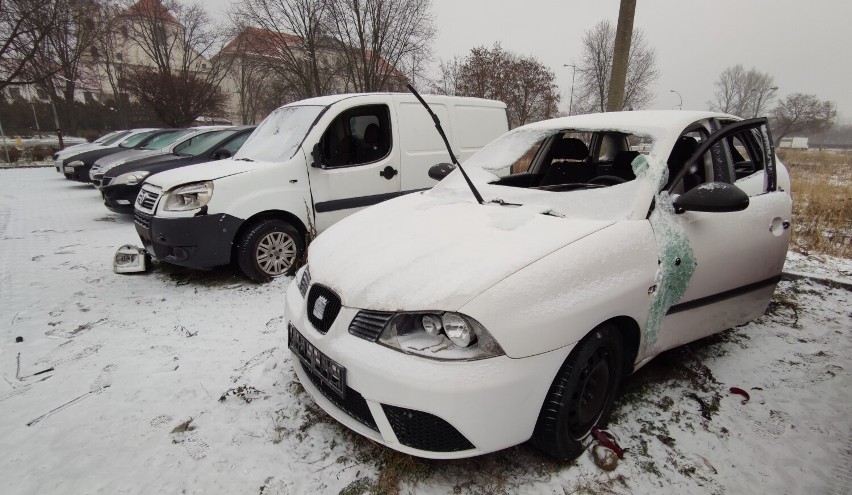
[655,118,792,352]
[307,103,401,232]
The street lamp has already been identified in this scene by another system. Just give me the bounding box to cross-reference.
[563,64,577,116]
[670,89,682,110]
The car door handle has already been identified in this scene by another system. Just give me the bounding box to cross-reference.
[379,166,398,180]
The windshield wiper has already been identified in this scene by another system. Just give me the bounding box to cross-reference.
[237,157,254,162]
[407,84,485,205]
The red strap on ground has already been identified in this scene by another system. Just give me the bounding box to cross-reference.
[730,387,751,404]
[591,427,624,459]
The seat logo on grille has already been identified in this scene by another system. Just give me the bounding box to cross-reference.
[313,295,328,320]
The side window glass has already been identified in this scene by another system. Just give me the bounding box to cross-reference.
[219,133,250,155]
[320,104,391,168]
[665,129,710,193]
[597,133,628,162]
[728,131,766,180]
[509,138,545,174]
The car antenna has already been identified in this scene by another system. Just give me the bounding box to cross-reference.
[406,84,484,205]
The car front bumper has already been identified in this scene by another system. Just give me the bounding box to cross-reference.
[102,182,141,214]
[283,278,574,459]
[134,210,242,269]
[63,162,93,182]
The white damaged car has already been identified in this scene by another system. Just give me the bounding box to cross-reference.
[283,110,792,460]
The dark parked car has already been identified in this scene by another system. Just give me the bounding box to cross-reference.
[62,129,180,182]
[101,126,255,214]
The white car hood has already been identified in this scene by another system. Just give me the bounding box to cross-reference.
[144,158,264,191]
[308,192,613,311]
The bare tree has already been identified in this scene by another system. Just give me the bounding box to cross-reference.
[574,19,659,113]
[121,0,231,125]
[325,0,434,92]
[429,56,463,96]
[0,0,60,91]
[123,69,227,126]
[222,26,285,123]
[97,1,131,127]
[230,0,341,100]
[708,65,777,118]
[26,0,106,133]
[770,93,836,145]
[434,43,560,127]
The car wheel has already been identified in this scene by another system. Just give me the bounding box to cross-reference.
[530,323,624,460]
[236,219,304,282]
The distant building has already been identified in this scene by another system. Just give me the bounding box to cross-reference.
[779,137,809,150]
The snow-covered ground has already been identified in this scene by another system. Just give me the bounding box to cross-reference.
[1,168,849,495]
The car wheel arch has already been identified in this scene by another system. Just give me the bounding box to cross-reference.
[231,209,308,261]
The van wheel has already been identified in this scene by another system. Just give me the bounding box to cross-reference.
[530,323,624,460]
[236,219,304,282]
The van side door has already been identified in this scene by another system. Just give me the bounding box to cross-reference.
[308,103,401,232]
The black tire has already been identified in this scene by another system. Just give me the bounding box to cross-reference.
[530,323,624,460]
[236,219,304,282]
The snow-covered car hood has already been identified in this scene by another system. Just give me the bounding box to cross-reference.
[143,158,265,191]
[308,191,614,311]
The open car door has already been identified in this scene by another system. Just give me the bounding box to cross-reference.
[655,118,792,352]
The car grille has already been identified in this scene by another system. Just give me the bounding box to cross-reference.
[134,211,151,230]
[135,188,160,213]
[349,310,394,342]
[382,405,475,452]
[307,285,341,334]
[298,359,378,432]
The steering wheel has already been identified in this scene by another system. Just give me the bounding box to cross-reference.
[587,175,627,186]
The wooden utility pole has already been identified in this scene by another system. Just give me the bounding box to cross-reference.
[606,0,636,112]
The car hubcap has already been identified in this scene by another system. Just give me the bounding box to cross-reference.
[567,348,611,438]
[256,231,296,276]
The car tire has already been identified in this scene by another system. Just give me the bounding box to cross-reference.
[236,219,304,282]
[530,322,625,460]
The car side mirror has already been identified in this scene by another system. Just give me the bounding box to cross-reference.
[311,142,324,168]
[673,182,749,214]
[428,162,456,181]
[213,149,231,160]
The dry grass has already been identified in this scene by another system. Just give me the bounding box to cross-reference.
[777,149,852,258]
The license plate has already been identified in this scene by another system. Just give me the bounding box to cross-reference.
[288,323,347,398]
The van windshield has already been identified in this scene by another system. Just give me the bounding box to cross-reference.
[234,105,324,162]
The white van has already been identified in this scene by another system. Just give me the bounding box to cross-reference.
[133,93,508,281]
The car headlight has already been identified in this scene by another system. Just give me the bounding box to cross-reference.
[111,170,150,186]
[377,312,504,361]
[67,160,83,168]
[163,181,213,211]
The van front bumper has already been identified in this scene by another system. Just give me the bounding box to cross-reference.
[283,277,574,459]
[134,210,243,269]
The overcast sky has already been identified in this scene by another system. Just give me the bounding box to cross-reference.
[207,0,852,121]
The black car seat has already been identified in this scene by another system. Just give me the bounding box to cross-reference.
[609,150,640,181]
[666,136,700,192]
[538,137,592,186]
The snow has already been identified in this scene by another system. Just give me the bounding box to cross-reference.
[234,105,324,163]
[2,167,850,494]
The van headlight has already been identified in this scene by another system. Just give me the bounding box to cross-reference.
[112,170,150,186]
[377,312,504,361]
[163,181,213,211]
